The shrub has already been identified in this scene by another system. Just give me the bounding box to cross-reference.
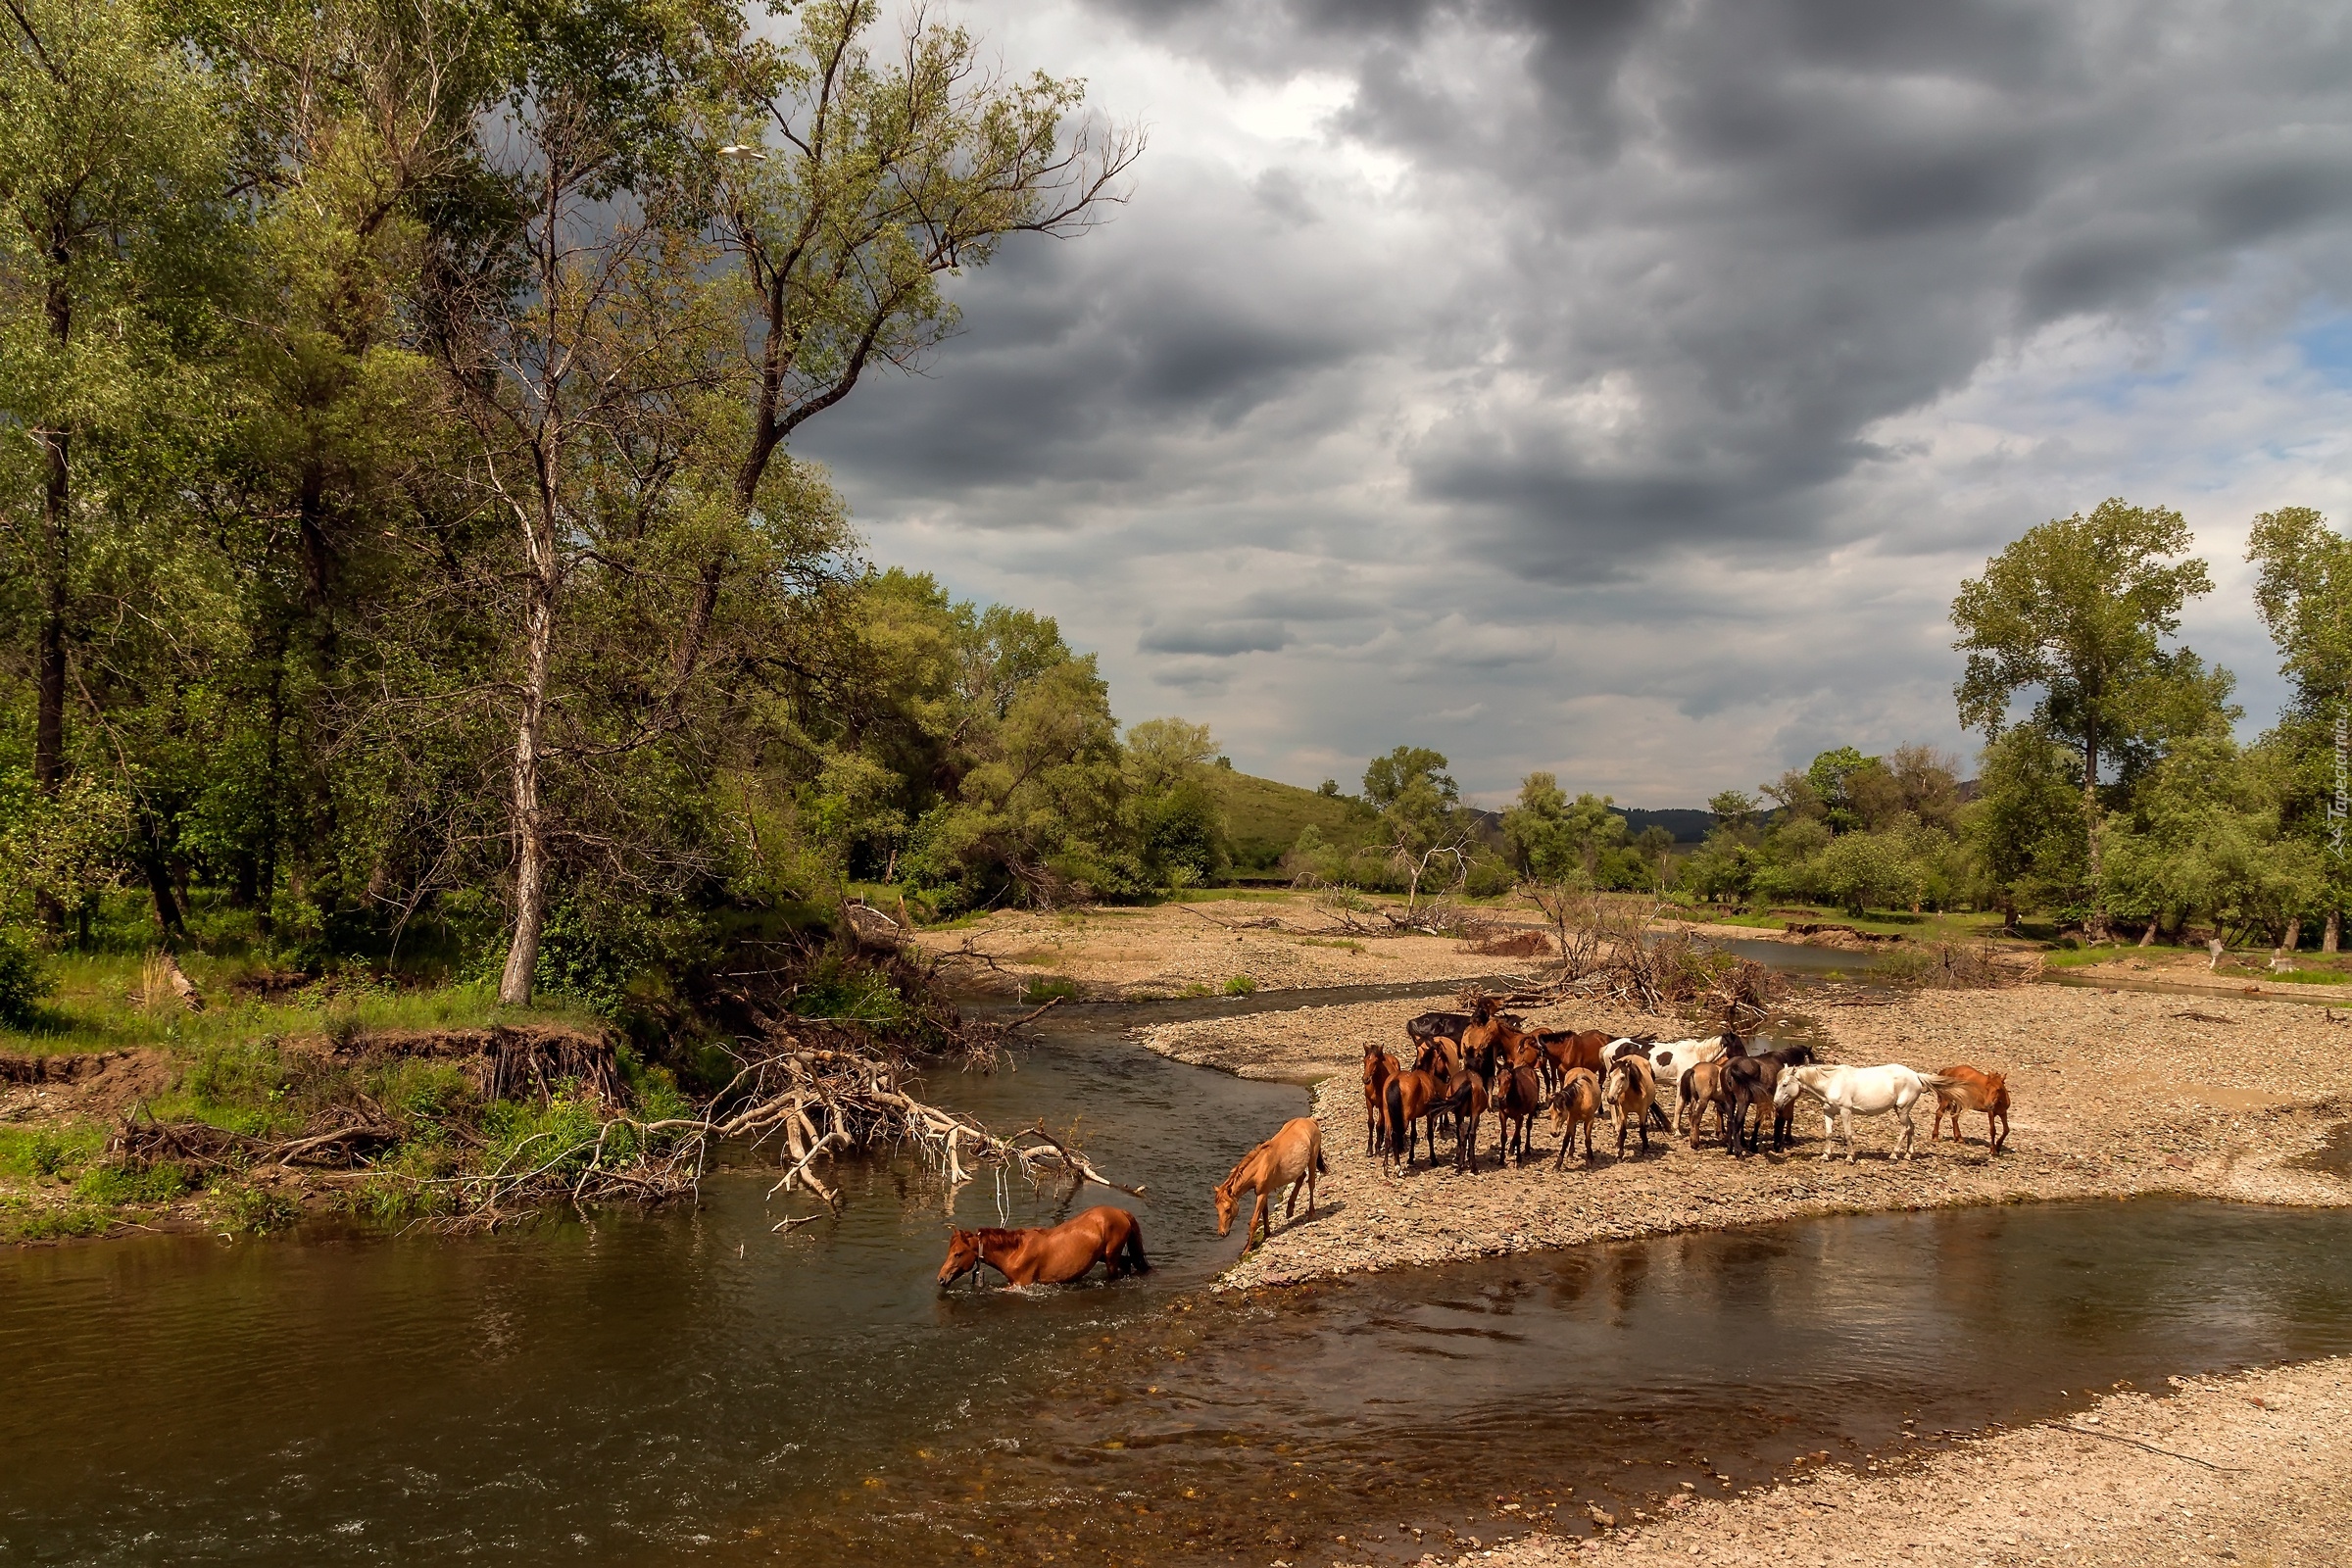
[1023,976,1081,1004]
[1222,974,1257,997]
[0,926,55,1026]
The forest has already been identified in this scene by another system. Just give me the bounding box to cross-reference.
[8,1,2352,1048]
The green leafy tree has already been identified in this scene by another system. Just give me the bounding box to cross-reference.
[1952,498,2224,937]
[1963,725,2084,931]
[2246,506,2352,949]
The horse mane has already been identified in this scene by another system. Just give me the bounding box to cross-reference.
[967,1226,1023,1244]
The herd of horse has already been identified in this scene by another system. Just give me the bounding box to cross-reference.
[1367,997,2012,1175]
[936,997,2016,1290]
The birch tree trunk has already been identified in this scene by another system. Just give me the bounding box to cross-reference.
[497,559,556,1004]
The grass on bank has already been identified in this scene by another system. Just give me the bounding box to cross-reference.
[1,952,599,1059]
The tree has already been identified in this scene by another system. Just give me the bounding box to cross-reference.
[1963,725,2083,931]
[1952,498,2220,938]
[1706,789,1758,835]
[2246,506,2352,949]
[0,0,239,942]
[419,0,734,1003]
[1502,771,1627,885]
[668,0,1137,695]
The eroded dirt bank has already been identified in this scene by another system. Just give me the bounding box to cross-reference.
[1385,1357,2352,1568]
[1132,984,2352,1290]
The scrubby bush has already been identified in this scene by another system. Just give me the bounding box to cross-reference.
[0,927,55,1026]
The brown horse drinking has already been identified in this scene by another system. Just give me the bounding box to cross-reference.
[1931,1064,2011,1152]
[936,1205,1150,1289]
[1214,1117,1327,1247]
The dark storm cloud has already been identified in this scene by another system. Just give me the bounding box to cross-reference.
[1138,620,1293,656]
[789,0,2352,797]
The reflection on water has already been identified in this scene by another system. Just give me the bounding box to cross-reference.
[5,1022,2351,1566]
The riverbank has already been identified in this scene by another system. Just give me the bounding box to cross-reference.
[1135,982,2352,1290]
[1399,1355,2352,1568]
[912,896,1536,999]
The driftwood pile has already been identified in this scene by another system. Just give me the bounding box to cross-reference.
[694,1042,1139,1223]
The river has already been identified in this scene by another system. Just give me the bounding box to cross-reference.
[5,986,2352,1564]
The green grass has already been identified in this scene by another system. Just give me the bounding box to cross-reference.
[1222,974,1258,996]
[1023,977,1082,1004]
[0,953,598,1058]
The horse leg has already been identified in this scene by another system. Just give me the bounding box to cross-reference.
[1250,1190,1270,1248]
[1819,1107,1836,1160]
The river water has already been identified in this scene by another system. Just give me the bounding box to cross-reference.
[6,988,2352,1564]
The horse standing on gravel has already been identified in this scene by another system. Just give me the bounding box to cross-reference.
[1720,1044,1817,1154]
[1774,1063,1950,1161]
[1929,1064,2011,1153]
[1549,1067,1602,1167]
[1362,1044,1397,1155]
[1600,1055,1656,1159]
[1214,1117,1327,1248]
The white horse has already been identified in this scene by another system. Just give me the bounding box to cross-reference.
[1774,1063,1950,1161]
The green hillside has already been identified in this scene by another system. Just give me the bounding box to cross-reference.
[1203,767,1380,872]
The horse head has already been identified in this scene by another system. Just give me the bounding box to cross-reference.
[1211,1177,1240,1238]
[1779,1043,1817,1066]
[937,1228,983,1288]
[1773,1067,1812,1109]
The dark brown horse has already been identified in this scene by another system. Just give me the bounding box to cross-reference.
[1492,1059,1548,1165]
[1721,1044,1817,1154]
[1440,1040,1496,1173]
[1362,1044,1397,1155]
[1384,1066,1449,1170]
[937,1205,1150,1288]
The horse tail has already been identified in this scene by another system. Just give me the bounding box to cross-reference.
[1121,1215,1152,1275]
[1385,1078,1407,1159]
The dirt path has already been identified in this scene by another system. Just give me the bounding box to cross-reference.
[911,898,1536,999]
[1372,1356,2352,1568]
[1132,983,2352,1290]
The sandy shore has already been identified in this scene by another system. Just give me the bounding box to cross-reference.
[1132,983,2352,1290]
[913,898,1530,998]
[1355,1356,2352,1568]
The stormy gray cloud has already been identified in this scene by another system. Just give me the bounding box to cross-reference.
[790,0,2352,804]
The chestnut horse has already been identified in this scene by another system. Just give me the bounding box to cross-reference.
[937,1205,1150,1289]
[1550,1066,1602,1167]
[1215,1117,1327,1247]
[1384,1065,1449,1170]
[1362,1044,1397,1155]
[1930,1064,2011,1152]
[1601,1055,1656,1160]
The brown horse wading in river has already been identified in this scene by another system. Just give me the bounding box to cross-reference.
[1215,1117,1327,1247]
[937,1205,1150,1289]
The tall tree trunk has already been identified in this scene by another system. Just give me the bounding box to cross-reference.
[2137,917,2157,947]
[2284,916,2303,953]
[2326,909,2341,955]
[33,244,71,794]
[497,557,557,1006]
[2082,711,2107,940]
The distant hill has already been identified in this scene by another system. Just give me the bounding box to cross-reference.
[1619,807,1715,844]
[1201,766,1379,872]
[1210,768,1722,874]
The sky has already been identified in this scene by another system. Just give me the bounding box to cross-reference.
[789,0,2352,808]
